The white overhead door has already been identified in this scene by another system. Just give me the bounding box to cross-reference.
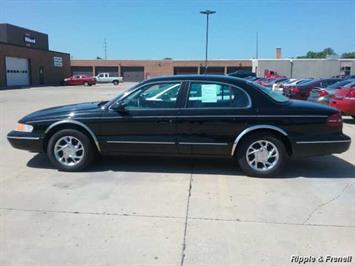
[6,57,30,87]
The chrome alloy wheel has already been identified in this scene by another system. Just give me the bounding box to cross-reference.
[246,140,279,172]
[54,136,85,166]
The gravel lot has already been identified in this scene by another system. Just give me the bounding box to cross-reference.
[1,83,354,266]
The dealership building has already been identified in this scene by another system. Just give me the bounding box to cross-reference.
[0,24,70,88]
[70,59,252,82]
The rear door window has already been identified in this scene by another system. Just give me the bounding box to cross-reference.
[187,82,250,108]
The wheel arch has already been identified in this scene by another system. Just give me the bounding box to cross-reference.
[43,120,101,153]
[231,125,292,156]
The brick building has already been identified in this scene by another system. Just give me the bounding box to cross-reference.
[71,59,253,82]
[0,24,70,88]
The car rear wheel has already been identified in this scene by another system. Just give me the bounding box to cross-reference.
[84,81,89,86]
[47,129,95,171]
[237,133,286,177]
[113,80,119,85]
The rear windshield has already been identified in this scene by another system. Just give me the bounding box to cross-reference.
[327,79,353,90]
[250,82,289,103]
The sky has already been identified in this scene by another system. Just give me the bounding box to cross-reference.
[1,0,355,60]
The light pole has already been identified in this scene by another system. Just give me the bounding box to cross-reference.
[200,10,216,74]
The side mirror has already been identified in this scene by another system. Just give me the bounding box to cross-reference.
[111,101,127,113]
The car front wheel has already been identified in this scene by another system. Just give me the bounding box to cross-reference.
[237,133,286,177]
[47,129,95,171]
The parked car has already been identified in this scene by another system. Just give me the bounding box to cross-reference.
[330,82,355,119]
[95,73,123,85]
[283,78,342,100]
[7,75,350,177]
[272,78,299,92]
[64,75,96,86]
[228,70,256,79]
[281,78,313,89]
[255,78,288,90]
[308,79,355,105]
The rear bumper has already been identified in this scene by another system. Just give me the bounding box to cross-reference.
[291,134,351,157]
[7,131,44,153]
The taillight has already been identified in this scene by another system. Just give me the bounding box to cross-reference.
[345,89,355,99]
[327,112,342,127]
[290,86,299,94]
[319,89,329,97]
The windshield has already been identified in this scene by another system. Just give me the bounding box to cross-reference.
[251,82,289,103]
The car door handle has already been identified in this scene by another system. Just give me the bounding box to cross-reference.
[157,119,174,123]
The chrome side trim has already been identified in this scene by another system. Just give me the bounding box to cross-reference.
[178,142,228,146]
[106,141,229,146]
[296,140,351,144]
[106,141,175,145]
[230,125,288,156]
[76,115,327,120]
[45,120,101,152]
[7,136,40,140]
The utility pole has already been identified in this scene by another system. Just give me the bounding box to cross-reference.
[200,10,216,74]
[256,32,259,59]
[104,38,107,60]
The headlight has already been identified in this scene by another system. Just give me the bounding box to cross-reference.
[15,123,34,132]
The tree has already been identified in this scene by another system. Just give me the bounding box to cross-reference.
[341,52,355,58]
[297,48,336,59]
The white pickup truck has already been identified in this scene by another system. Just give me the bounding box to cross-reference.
[95,73,123,85]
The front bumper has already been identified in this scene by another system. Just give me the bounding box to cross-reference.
[291,133,351,158]
[7,131,45,153]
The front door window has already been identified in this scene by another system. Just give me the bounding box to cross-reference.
[123,82,181,109]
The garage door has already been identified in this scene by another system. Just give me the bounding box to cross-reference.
[6,57,30,87]
[71,66,93,76]
[121,66,144,82]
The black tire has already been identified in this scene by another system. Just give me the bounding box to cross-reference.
[84,81,89,86]
[113,80,119,85]
[352,116,355,120]
[237,133,287,177]
[47,129,95,171]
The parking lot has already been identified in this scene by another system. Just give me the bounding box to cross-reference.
[1,83,354,265]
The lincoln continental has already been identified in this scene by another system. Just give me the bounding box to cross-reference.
[7,75,351,177]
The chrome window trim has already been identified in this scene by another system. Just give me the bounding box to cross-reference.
[45,119,101,152]
[296,140,351,144]
[108,79,252,111]
[108,80,183,111]
[7,136,40,140]
[230,125,288,156]
[185,80,252,109]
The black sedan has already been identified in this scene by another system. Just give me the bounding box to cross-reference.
[7,75,351,177]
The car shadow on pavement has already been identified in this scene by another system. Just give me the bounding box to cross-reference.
[27,153,355,179]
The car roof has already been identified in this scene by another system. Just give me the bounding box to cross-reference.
[144,74,246,84]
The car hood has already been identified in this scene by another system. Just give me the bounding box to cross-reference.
[20,101,103,123]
